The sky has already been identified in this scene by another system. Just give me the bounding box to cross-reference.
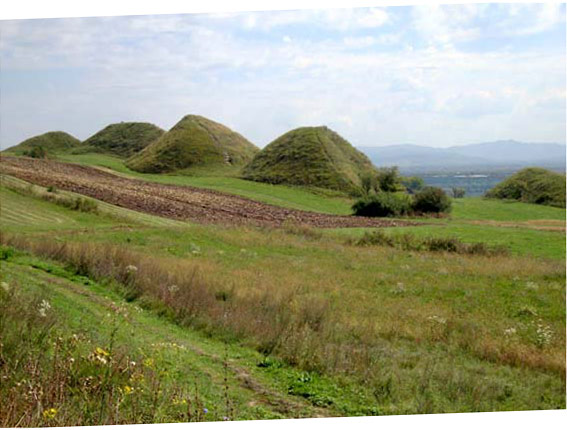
[0,3,565,150]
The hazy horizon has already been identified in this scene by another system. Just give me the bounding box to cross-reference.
[1,4,565,150]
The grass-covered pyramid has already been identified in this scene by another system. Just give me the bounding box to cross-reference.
[126,115,258,173]
[82,122,164,158]
[486,167,566,208]
[242,126,376,193]
[4,131,81,157]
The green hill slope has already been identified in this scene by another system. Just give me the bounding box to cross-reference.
[242,126,376,194]
[126,115,258,173]
[485,167,566,208]
[4,131,80,157]
[81,122,164,157]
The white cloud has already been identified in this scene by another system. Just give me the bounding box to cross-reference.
[0,5,565,149]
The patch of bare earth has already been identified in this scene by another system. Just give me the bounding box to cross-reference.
[1,156,416,229]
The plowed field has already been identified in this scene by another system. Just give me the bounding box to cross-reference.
[0,156,416,228]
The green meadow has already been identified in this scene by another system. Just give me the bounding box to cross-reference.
[1,169,565,426]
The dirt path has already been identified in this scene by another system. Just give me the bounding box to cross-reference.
[1,156,416,229]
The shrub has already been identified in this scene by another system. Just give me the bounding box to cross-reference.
[25,146,48,159]
[375,167,403,193]
[401,176,425,194]
[352,192,413,217]
[451,187,466,198]
[412,187,452,214]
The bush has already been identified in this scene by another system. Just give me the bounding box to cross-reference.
[412,187,452,214]
[352,192,412,217]
[375,167,403,193]
[24,146,48,159]
[451,187,466,198]
[401,176,425,194]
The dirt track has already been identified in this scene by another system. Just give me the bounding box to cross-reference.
[0,156,417,228]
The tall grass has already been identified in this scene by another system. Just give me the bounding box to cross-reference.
[0,277,205,427]
[352,230,509,256]
[1,233,563,384]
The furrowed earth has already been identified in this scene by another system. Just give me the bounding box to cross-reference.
[0,156,414,228]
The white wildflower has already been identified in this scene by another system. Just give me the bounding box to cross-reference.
[427,315,447,325]
[504,327,517,336]
[38,300,51,317]
[525,281,539,291]
[168,285,179,294]
[536,321,553,348]
[125,265,138,274]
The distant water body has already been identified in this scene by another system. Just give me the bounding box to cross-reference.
[418,172,509,196]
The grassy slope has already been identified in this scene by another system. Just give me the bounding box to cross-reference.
[330,197,565,260]
[80,122,165,158]
[126,115,258,173]
[1,183,565,418]
[1,256,328,423]
[3,131,81,156]
[242,126,375,193]
[485,167,566,208]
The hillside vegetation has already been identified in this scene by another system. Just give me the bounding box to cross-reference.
[485,167,566,208]
[3,131,81,157]
[126,115,258,173]
[81,122,164,157]
[242,126,375,194]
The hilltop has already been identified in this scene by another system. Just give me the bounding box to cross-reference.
[81,122,164,157]
[126,115,258,173]
[242,126,375,194]
[485,167,566,208]
[3,131,81,157]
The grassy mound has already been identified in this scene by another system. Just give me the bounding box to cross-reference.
[485,167,566,208]
[126,115,258,173]
[81,122,164,157]
[4,131,80,157]
[242,126,375,194]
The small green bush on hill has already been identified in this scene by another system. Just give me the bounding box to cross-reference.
[485,167,566,208]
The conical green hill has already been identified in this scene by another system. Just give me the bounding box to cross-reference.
[242,126,376,193]
[126,115,258,173]
[82,122,164,158]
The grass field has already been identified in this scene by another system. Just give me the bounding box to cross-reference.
[1,174,565,425]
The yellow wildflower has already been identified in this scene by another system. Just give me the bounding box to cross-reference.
[42,408,58,419]
[95,347,109,356]
[123,385,134,395]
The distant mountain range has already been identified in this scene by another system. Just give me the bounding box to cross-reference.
[357,140,566,173]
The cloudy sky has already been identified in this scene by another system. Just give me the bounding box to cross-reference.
[0,3,565,149]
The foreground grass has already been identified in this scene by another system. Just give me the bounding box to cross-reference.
[1,254,331,426]
[1,179,565,421]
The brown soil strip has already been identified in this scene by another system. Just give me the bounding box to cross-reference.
[1,156,417,229]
